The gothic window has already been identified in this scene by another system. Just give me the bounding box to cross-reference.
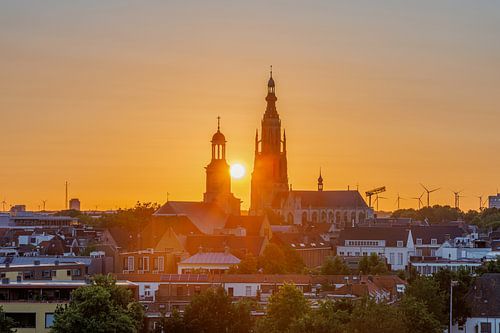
[287,213,294,225]
[343,212,348,223]
[312,212,318,223]
[328,211,334,223]
[321,211,327,223]
[358,212,366,222]
[301,212,308,224]
[351,212,356,223]
[335,211,341,225]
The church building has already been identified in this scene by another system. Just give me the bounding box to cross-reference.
[250,70,373,227]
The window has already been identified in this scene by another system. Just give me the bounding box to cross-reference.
[143,257,150,272]
[42,270,51,278]
[194,286,201,295]
[431,238,437,245]
[245,286,252,297]
[389,253,395,264]
[156,257,165,272]
[415,249,423,256]
[416,238,422,246]
[72,269,81,276]
[176,286,184,296]
[127,256,134,271]
[397,241,403,248]
[66,270,71,276]
[6,313,36,328]
[228,287,234,297]
[480,322,491,333]
[45,313,55,328]
[397,253,404,265]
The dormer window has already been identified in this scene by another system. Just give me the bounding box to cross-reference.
[397,241,404,248]
[431,238,437,245]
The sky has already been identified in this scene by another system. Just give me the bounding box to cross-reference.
[1,0,499,212]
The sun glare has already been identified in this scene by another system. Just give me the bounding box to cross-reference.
[230,163,246,179]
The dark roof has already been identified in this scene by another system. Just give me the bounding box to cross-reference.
[140,215,202,249]
[185,235,265,258]
[338,227,410,247]
[272,190,369,209]
[224,215,265,236]
[154,201,227,234]
[410,226,465,244]
[466,273,500,317]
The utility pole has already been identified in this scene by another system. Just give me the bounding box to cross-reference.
[65,181,68,210]
[450,280,458,333]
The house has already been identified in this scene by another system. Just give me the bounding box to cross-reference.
[336,227,415,270]
[451,273,500,333]
[117,248,185,275]
[185,234,268,258]
[272,225,333,268]
[220,215,272,239]
[411,225,466,257]
[409,257,483,276]
[177,251,240,274]
[0,279,138,333]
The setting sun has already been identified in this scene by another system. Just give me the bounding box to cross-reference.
[230,163,246,179]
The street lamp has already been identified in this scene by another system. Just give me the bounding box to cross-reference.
[449,280,458,333]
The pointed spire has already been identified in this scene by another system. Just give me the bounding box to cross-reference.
[318,168,324,191]
[217,116,221,132]
[282,129,287,153]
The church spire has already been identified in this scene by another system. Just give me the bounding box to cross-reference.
[318,168,324,191]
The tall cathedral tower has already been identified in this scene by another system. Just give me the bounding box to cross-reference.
[250,68,289,215]
[204,118,241,215]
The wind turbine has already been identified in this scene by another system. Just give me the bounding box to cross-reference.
[411,192,425,210]
[420,183,440,207]
[395,193,405,210]
[477,195,487,211]
[451,190,463,210]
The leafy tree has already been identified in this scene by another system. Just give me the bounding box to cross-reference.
[154,309,185,333]
[0,306,17,333]
[183,287,252,333]
[405,276,447,324]
[320,256,350,275]
[230,254,258,274]
[399,296,442,333]
[256,283,309,333]
[476,258,500,275]
[348,297,405,333]
[259,243,287,274]
[358,253,388,275]
[98,201,160,229]
[51,274,144,333]
[432,268,473,326]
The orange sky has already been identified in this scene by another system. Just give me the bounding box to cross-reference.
[1,1,499,212]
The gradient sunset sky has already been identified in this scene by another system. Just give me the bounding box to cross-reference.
[1,1,499,212]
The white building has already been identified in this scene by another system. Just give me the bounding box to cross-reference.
[336,227,415,270]
[488,193,500,209]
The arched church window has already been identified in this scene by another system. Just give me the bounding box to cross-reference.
[335,211,341,225]
[302,212,308,224]
[321,211,327,223]
[351,212,356,224]
[359,212,366,222]
[287,213,294,225]
[328,211,334,223]
[312,212,318,223]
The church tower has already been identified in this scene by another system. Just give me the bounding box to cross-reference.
[204,118,241,215]
[250,68,289,215]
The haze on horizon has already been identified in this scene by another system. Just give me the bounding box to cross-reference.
[1,0,499,212]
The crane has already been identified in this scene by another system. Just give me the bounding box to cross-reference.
[365,186,386,208]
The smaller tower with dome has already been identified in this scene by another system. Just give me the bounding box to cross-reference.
[203,117,241,215]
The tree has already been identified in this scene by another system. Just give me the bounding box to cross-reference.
[231,254,258,274]
[476,258,500,275]
[348,297,405,333]
[405,276,447,325]
[259,243,287,274]
[154,309,185,333]
[183,287,252,333]
[0,306,16,333]
[256,283,309,333]
[320,256,350,275]
[358,253,388,275]
[51,275,144,333]
[399,296,442,333]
